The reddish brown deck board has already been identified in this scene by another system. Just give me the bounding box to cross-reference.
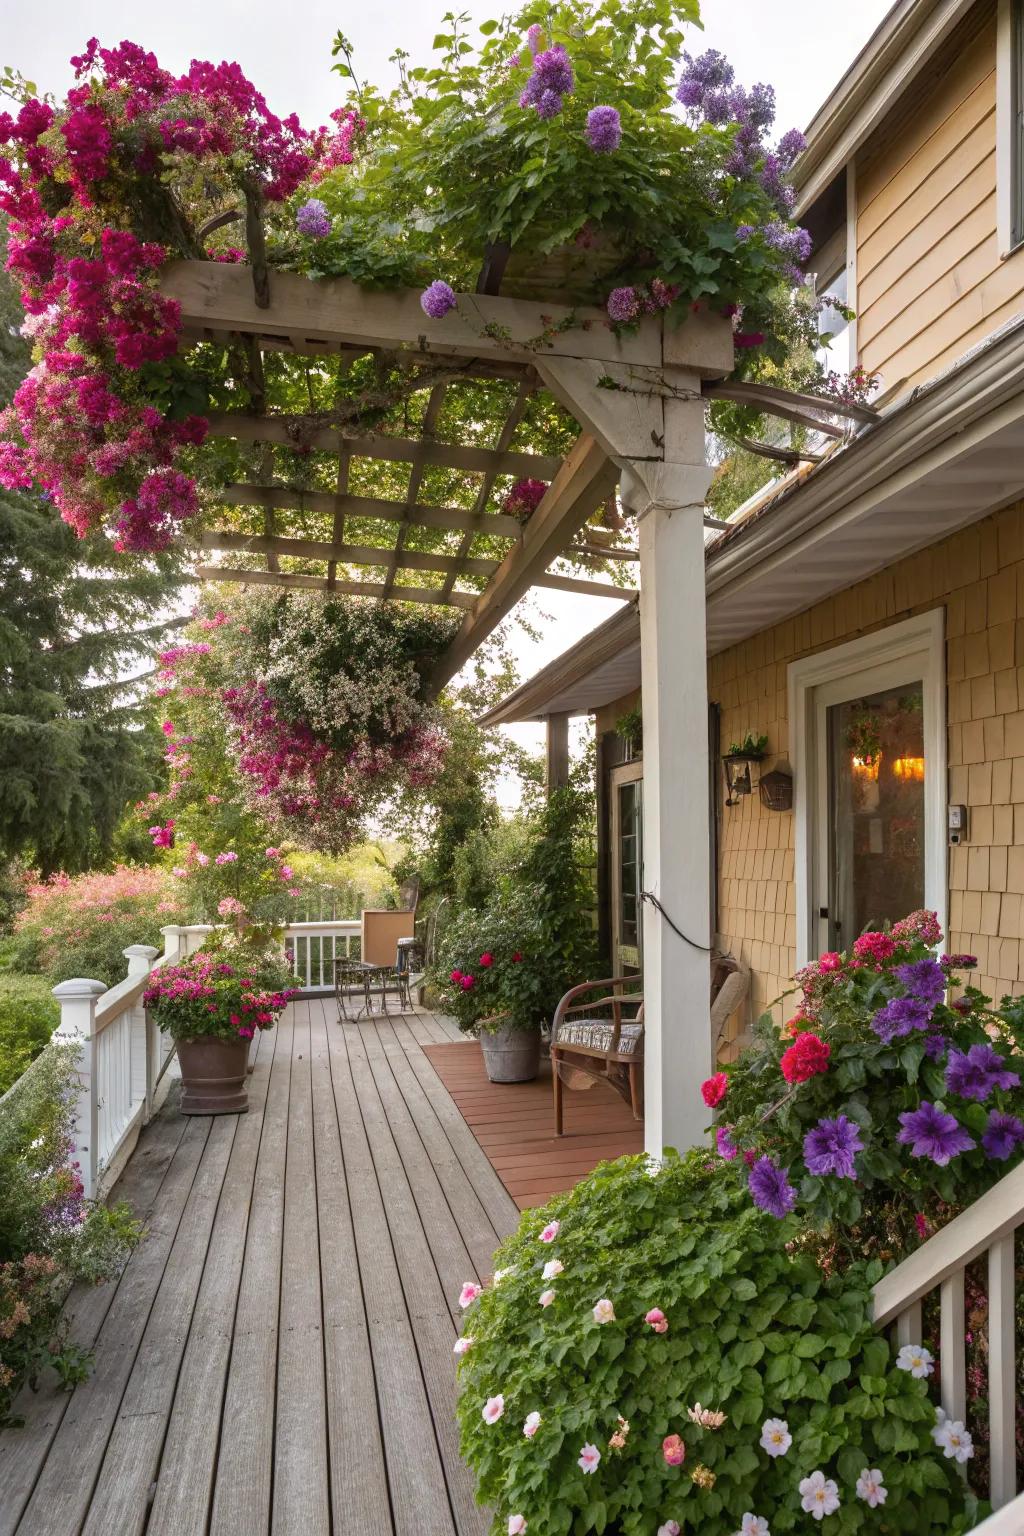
[421,1043,644,1209]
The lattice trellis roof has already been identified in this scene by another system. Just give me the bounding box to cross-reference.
[159,259,736,685]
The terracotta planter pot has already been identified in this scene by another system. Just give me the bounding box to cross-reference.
[177,1035,250,1115]
[479,1023,541,1084]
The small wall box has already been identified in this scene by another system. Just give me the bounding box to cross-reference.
[948,805,968,845]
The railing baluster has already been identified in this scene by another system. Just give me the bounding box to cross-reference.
[939,1270,967,1425]
[988,1235,1017,1507]
[896,1301,922,1348]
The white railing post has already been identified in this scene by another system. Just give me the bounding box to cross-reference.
[124,944,159,1119]
[51,978,106,1201]
[182,923,214,957]
[160,924,183,964]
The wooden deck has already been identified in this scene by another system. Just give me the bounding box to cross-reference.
[422,1042,645,1207]
[0,1002,519,1536]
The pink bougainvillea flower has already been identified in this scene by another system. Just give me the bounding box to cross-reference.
[662,1434,686,1467]
[523,1410,542,1438]
[482,1394,505,1425]
[458,1281,482,1309]
[453,1336,474,1356]
[538,1288,556,1307]
[508,1517,527,1535]
[701,1072,728,1107]
[577,1443,601,1475]
[645,1307,668,1333]
[592,1298,615,1324]
[538,1221,560,1243]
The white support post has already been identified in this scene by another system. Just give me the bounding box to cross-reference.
[622,452,714,1157]
[124,944,159,1118]
[51,978,107,1200]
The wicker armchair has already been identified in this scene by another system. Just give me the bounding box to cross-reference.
[550,955,749,1134]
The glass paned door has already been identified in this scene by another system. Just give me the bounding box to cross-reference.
[825,682,925,950]
[611,763,643,974]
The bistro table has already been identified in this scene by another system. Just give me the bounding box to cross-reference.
[334,956,400,1021]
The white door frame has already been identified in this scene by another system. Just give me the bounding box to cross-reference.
[788,609,947,967]
[610,760,644,974]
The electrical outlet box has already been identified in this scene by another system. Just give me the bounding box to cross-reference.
[948,804,968,845]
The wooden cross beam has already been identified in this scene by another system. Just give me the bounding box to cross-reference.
[215,484,524,539]
[193,565,478,608]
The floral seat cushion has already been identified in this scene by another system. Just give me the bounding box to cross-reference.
[556,1018,643,1055]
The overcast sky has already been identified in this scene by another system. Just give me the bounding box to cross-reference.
[2,0,895,788]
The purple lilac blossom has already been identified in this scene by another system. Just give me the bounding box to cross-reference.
[802,1115,864,1179]
[894,958,947,1008]
[586,106,622,153]
[420,280,457,319]
[871,994,933,1043]
[716,1125,738,1161]
[777,127,808,166]
[981,1111,1024,1160]
[897,1102,976,1166]
[945,1044,1020,1102]
[526,23,544,54]
[296,199,331,238]
[763,221,812,263]
[606,286,639,324]
[735,224,756,242]
[675,50,735,111]
[534,89,564,119]
[748,1156,797,1218]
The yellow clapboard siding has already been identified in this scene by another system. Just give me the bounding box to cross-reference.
[859,170,994,310]
[858,108,994,270]
[859,191,997,332]
[862,246,1024,386]
[858,19,996,214]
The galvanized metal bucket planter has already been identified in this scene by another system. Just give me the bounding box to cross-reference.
[479,1020,541,1084]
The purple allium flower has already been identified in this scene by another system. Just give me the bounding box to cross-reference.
[777,127,808,167]
[898,1102,976,1166]
[871,995,933,1043]
[606,286,640,324]
[716,1125,738,1161]
[803,1115,864,1180]
[420,280,458,320]
[748,1156,797,1219]
[535,88,564,119]
[296,198,331,238]
[895,959,946,1008]
[981,1110,1024,1160]
[945,1044,1020,1102]
[586,105,622,153]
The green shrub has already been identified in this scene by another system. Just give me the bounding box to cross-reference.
[456,1151,979,1536]
[434,887,550,1035]
[0,976,59,1095]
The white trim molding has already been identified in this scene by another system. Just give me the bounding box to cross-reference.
[788,609,947,967]
[997,0,1024,258]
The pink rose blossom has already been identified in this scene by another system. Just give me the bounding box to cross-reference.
[645,1307,668,1333]
[482,1394,504,1425]
[523,1411,542,1438]
[662,1434,686,1467]
[458,1281,482,1309]
[539,1221,560,1243]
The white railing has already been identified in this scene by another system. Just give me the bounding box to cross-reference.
[971,1493,1024,1532]
[283,919,360,992]
[50,923,213,1200]
[872,1161,1024,1510]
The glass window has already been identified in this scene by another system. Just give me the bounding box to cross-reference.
[826,683,925,948]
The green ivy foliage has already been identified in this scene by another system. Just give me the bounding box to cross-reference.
[456,1151,980,1536]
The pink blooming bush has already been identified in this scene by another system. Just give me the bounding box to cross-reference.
[143,938,294,1043]
[11,865,187,985]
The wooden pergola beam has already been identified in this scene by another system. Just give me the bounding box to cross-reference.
[193,566,477,608]
[199,529,498,577]
[704,378,880,425]
[431,433,620,690]
[217,484,523,539]
[206,411,562,480]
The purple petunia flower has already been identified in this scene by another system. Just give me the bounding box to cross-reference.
[924,1033,948,1061]
[420,280,457,320]
[981,1110,1024,1160]
[872,994,933,1043]
[586,105,622,153]
[748,1156,797,1219]
[716,1125,738,1161]
[895,959,946,1009]
[606,286,639,324]
[898,1102,976,1166]
[296,198,331,238]
[945,1044,1020,1102]
[803,1115,864,1179]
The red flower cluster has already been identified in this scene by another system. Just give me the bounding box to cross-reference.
[780,1032,831,1084]
[701,1071,728,1107]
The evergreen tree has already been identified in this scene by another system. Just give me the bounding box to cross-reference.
[0,257,185,874]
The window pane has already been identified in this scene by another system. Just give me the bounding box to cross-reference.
[618,781,642,949]
[827,683,925,948]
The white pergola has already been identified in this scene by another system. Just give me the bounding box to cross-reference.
[161,257,733,1153]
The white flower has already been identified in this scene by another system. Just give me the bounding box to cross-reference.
[539,1221,560,1243]
[523,1411,542,1438]
[508,1518,527,1535]
[482,1395,505,1425]
[493,1267,514,1285]
[896,1343,934,1378]
[453,1336,474,1357]
[759,1418,792,1457]
[932,1417,974,1463]
[799,1471,840,1520]
[539,1288,556,1307]
[855,1469,887,1508]
[578,1443,601,1474]
[644,1155,664,1177]
[733,1518,770,1536]
[459,1281,482,1309]
[542,1259,564,1280]
[657,1523,680,1536]
[592,1298,616,1324]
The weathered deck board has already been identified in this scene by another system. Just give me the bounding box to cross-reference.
[0,1007,515,1536]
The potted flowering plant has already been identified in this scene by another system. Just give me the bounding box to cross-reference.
[144,932,294,1114]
